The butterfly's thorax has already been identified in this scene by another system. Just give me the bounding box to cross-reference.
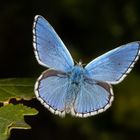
[69,65,84,85]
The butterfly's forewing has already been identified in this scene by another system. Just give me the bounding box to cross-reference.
[35,69,70,117]
[85,42,140,84]
[73,79,113,117]
[33,15,74,72]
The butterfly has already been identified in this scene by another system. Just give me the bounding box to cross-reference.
[33,15,140,118]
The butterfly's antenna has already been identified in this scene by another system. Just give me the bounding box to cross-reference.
[74,59,86,66]
[74,60,79,65]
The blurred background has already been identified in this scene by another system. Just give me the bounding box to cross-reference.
[0,0,140,140]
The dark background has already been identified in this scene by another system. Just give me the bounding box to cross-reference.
[0,0,140,140]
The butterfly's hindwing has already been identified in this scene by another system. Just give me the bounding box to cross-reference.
[35,69,69,117]
[73,78,114,117]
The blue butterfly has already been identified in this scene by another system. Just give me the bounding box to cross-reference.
[33,15,140,118]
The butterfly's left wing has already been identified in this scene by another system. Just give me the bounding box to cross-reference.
[85,42,140,84]
[73,79,114,117]
[33,15,74,72]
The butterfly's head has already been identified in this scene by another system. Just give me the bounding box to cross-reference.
[78,60,83,66]
[74,60,86,67]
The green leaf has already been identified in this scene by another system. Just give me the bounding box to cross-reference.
[0,78,35,102]
[0,104,38,140]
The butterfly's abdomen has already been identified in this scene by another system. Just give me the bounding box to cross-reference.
[65,65,84,113]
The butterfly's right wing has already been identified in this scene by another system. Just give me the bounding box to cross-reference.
[85,42,140,84]
[33,15,74,72]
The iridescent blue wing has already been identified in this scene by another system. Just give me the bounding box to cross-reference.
[35,69,70,117]
[73,79,114,117]
[33,15,74,72]
[85,42,140,84]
